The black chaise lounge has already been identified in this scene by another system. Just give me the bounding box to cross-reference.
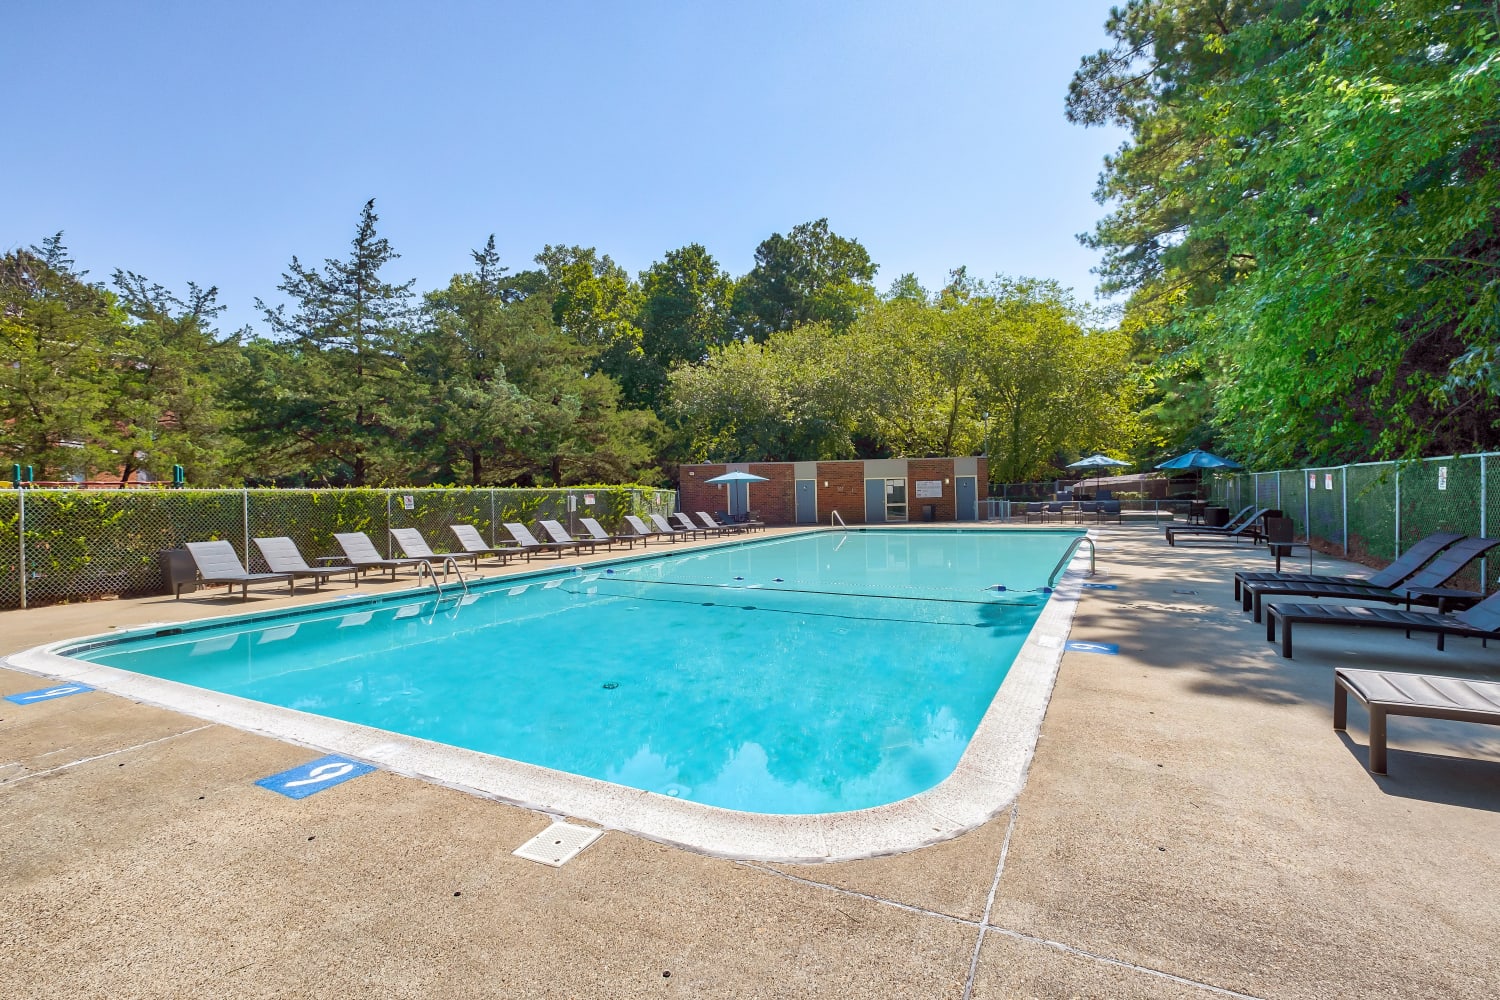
[1233,531,1463,605]
[1244,536,1500,623]
[1163,505,1259,546]
[1334,667,1500,774]
[1266,585,1500,658]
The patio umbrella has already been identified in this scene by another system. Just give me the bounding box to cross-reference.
[702,470,770,518]
[1065,454,1128,495]
[1155,449,1241,499]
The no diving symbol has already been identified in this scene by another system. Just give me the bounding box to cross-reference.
[4,683,93,705]
[256,754,375,799]
[1065,641,1119,655]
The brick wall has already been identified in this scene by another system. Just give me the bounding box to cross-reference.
[678,464,727,518]
[907,459,956,521]
[816,461,868,524]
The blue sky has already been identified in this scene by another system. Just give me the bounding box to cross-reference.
[4,1,1126,333]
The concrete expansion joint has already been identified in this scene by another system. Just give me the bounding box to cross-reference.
[0,724,213,786]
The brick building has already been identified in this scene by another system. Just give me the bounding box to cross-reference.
[678,457,989,526]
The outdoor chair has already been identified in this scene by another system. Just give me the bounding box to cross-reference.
[674,512,728,537]
[579,516,639,549]
[502,522,574,559]
[1022,502,1045,523]
[1265,583,1500,658]
[1244,536,1500,623]
[1164,506,1273,546]
[1233,531,1463,606]
[333,531,429,579]
[182,540,295,600]
[390,527,481,569]
[1334,667,1500,775]
[254,537,359,591]
[449,523,520,563]
[1041,502,1067,523]
[1093,500,1123,524]
[625,514,673,543]
[538,519,595,554]
[650,512,706,540]
[697,511,745,535]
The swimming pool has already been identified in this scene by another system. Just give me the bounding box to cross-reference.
[11,527,1092,860]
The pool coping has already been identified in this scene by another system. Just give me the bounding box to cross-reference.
[2,526,1089,863]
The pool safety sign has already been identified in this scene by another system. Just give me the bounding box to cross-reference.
[257,755,375,799]
[1065,641,1119,655]
[915,480,943,498]
[4,683,93,704]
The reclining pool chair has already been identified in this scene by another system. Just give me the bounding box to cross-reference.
[390,527,482,569]
[1234,531,1464,609]
[1334,667,1500,774]
[448,523,520,563]
[1165,506,1271,546]
[538,519,596,554]
[1244,535,1500,623]
[334,531,429,580]
[1267,585,1500,658]
[674,512,727,537]
[624,514,673,544]
[503,522,574,559]
[650,512,707,540]
[254,536,360,591]
[579,516,639,549]
[697,511,745,535]
[182,540,295,600]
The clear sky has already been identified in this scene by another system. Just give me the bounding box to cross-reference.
[4,1,1126,333]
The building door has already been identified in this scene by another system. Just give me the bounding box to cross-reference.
[956,476,977,520]
[864,478,886,522]
[795,480,817,524]
[728,481,749,517]
[884,478,908,521]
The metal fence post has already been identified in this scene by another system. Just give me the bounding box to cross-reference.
[1482,455,1488,589]
[1304,470,1311,546]
[242,488,250,567]
[1394,468,1401,555]
[18,488,27,610]
[1341,466,1348,554]
[490,489,497,546]
[385,492,393,557]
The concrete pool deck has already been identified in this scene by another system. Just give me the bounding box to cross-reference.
[3,524,1498,998]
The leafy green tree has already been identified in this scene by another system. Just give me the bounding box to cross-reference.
[633,244,734,409]
[238,199,418,485]
[533,244,646,390]
[731,219,878,341]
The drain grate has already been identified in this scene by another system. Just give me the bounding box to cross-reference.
[513,822,603,867]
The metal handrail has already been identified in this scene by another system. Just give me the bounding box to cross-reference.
[438,555,469,597]
[414,559,444,601]
[831,510,847,530]
[1046,535,1097,588]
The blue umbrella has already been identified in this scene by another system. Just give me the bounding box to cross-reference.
[703,470,770,517]
[1154,449,1242,470]
[1066,454,1128,494]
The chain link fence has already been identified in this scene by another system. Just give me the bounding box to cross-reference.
[0,485,674,609]
[1212,453,1495,592]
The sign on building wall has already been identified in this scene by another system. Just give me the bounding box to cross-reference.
[915,480,943,498]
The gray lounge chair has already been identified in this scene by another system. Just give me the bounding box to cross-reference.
[1335,667,1500,774]
[1245,536,1500,622]
[1234,531,1463,605]
[671,512,720,538]
[254,537,359,591]
[624,514,673,544]
[390,527,481,569]
[182,540,294,600]
[696,511,744,535]
[449,523,520,563]
[579,516,638,549]
[503,522,573,559]
[650,512,704,540]
[1266,585,1500,658]
[538,519,595,554]
[333,531,428,579]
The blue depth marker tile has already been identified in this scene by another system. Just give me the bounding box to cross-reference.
[1065,641,1120,655]
[1081,583,1118,590]
[4,683,93,705]
[256,755,375,799]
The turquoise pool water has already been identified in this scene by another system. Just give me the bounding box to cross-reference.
[73,529,1080,814]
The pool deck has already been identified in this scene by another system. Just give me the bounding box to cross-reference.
[3,524,1498,998]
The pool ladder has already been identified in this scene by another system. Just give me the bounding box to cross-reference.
[416,556,470,603]
[831,510,847,531]
[1046,535,1097,588]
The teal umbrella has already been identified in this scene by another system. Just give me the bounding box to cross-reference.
[1156,449,1241,499]
[703,471,769,517]
[1066,454,1128,494]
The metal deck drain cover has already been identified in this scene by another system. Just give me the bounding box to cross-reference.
[513,822,603,867]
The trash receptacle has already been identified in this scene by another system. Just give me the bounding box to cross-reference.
[1204,506,1230,527]
[922,503,936,522]
[159,548,197,597]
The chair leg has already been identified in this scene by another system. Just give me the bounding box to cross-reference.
[1368,708,1387,774]
[1281,619,1293,659]
[1333,679,1347,731]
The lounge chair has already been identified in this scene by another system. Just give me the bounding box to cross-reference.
[449,523,520,563]
[696,511,744,535]
[389,527,482,569]
[1234,531,1464,609]
[674,512,727,537]
[624,514,673,544]
[650,512,705,540]
[1244,536,1500,623]
[1334,667,1500,774]
[1266,585,1500,658]
[579,516,639,549]
[182,540,294,600]
[333,531,428,579]
[254,537,360,591]
[1093,500,1123,524]
[503,522,574,559]
[538,519,594,554]
[1165,506,1274,546]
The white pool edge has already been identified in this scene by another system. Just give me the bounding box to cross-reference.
[3,528,1089,864]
